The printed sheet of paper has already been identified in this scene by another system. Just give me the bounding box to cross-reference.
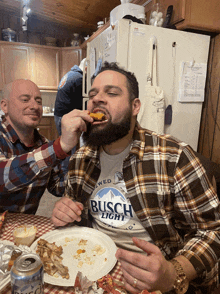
[178,62,207,102]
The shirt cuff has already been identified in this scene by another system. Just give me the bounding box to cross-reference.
[53,137,70,160]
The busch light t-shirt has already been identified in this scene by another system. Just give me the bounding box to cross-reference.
[89,145,153,253]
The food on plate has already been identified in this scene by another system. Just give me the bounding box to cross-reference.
[13,225,37,246]
[0,210,8,230]
[7,248,22,271]
[92,244,106,255]
[89,112,106,121]
[78,239,88,246]
[73,240,106,268]
[36,238,69,279]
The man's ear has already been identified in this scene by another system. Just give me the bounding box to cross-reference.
[1,99,8,114]
[132,98,141,116]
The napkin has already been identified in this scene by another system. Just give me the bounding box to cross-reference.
[74,271,104,294]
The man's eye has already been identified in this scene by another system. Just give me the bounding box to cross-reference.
[89,93,96,99]
[108,92,117,96]
[36,100,42,105]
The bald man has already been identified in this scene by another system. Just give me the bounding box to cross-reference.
[0,79,90,214]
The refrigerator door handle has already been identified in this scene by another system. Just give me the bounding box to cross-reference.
[82,57,90,98]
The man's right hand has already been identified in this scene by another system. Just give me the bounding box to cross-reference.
[51,196,84,227]
[60,109,93,154]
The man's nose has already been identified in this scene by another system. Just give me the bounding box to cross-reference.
[92,92,106,103]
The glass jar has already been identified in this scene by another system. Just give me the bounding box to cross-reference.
[2,28,16,42]
[71,33,80,47]
[149,3,165,27]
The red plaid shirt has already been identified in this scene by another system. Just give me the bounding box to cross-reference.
[0,116,66,214]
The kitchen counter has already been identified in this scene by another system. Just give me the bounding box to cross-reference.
[43,113,54,116]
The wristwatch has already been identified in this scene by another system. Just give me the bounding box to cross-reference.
[170,258,189,294]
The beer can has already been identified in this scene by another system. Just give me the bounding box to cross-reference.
[11,253,44,294]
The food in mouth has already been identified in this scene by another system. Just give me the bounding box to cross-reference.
[89,112,106,121]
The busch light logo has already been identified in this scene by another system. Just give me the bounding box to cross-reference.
[90,187,133,227]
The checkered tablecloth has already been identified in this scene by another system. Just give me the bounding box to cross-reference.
[0,213,160,294]
[0,213,125,294]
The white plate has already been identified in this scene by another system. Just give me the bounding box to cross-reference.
[30,226,117,287]
[0,240,33,291]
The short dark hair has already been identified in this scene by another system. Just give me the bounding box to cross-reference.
[97,62,139,102]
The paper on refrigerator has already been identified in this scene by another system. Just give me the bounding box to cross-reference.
[178,61,207,102]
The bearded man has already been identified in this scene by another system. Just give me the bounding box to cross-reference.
[51,62,220,294]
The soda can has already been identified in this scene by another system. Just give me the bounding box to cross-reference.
[11,253,44,294]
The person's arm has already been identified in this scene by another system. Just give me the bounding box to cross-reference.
[116,238,198,293]
[0,140,59,193]
[117,146,220,293]
[0,110,93,193]
[173,145,220,289]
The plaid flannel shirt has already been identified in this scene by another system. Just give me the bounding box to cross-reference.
[0,116,66,214]
[66,123,220,293]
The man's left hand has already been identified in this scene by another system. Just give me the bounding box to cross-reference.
[115,237,176,293]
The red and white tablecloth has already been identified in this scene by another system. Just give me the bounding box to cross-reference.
[0,213,159,294]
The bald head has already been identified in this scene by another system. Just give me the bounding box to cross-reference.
[2,79,40,102]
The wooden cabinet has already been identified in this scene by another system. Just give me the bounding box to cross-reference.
[0,43,31,90]
[0,42,86,91]
[37,116,59,141]
[60,47,85,78]
[198,34,220,164]
[30,46,60,90]
[0,49,3,90]
[133,0,220,33]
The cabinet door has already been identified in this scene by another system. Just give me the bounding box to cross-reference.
[60,48,82,78]
[37,116,59,141]
[159,0,186,24]
[0,48,3,90]
[37,125,52,140]
[0,45,31,88]
[30,47,60,90]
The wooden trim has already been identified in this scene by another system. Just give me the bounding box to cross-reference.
[80,21,110,49]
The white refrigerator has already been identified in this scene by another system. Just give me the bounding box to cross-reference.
[83,19,210,150]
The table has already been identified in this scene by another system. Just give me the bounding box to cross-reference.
[0,213,159,294]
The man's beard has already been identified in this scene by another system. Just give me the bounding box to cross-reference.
[82,108,132,148]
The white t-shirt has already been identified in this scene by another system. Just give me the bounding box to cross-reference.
[89,145,153,253]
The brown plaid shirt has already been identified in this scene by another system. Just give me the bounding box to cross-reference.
[66,123,220,293]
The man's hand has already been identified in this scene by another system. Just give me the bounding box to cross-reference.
[115,237,176,293]
[51,196,84,227]
[60,109,93,153]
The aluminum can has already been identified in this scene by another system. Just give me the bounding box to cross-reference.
[11,253,44,294]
